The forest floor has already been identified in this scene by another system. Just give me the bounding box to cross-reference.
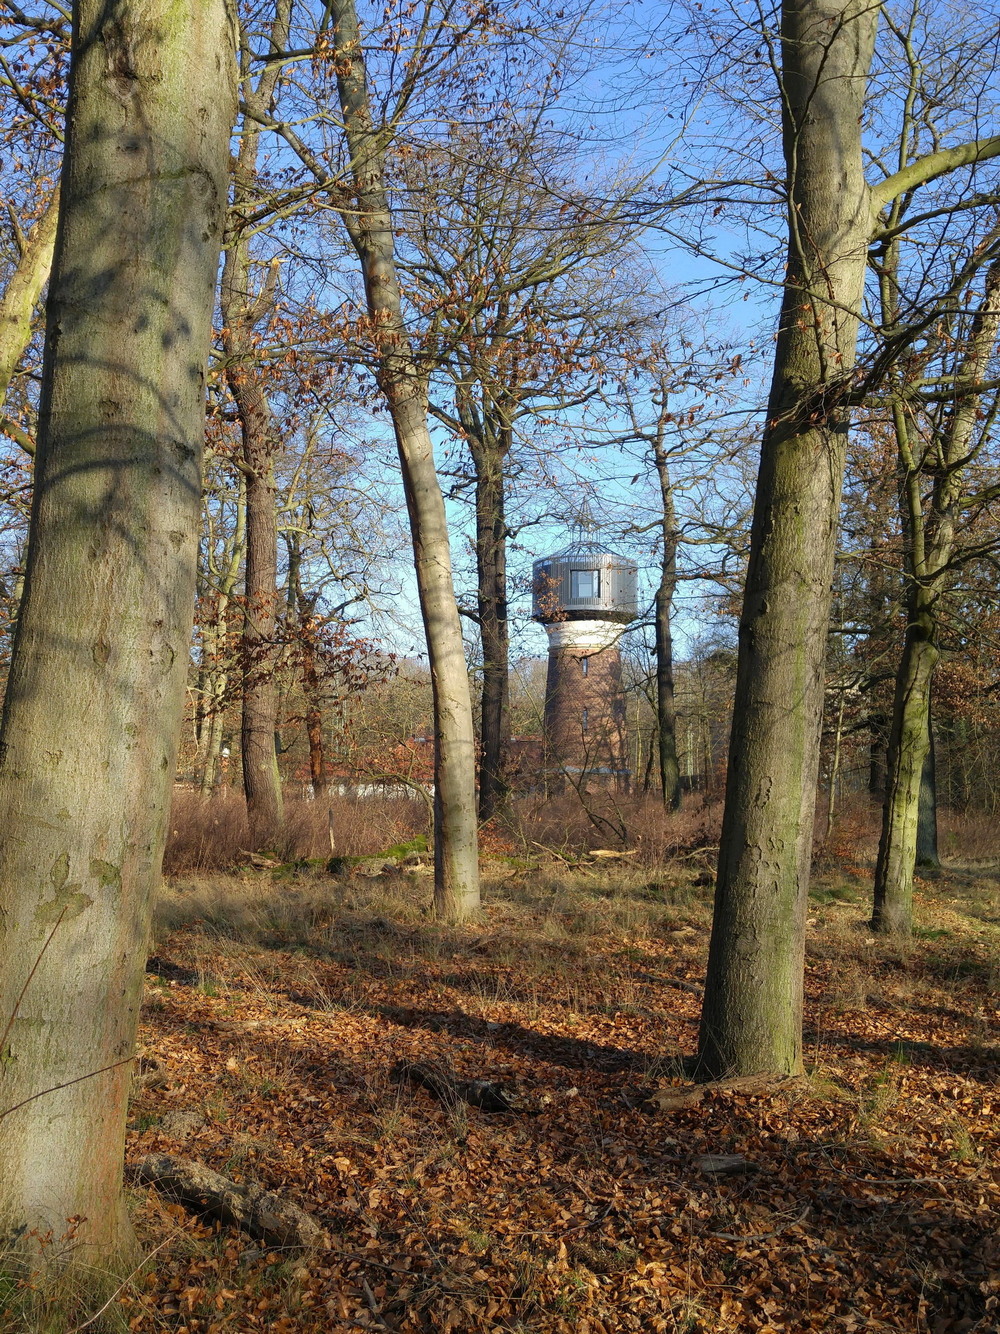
[111,848,997,1333]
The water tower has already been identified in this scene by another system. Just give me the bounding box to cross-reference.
[532,508,638,785]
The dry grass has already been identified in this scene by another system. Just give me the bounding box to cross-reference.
[938,806,1000,863]
[163,788,427,874]
[163,786,723,878]
[155,856,714,960]
[506,791,722,864]
[822,792,1000,870]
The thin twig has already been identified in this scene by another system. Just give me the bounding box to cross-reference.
[359,1274,394,1330]
[0,906,69,1055]
[708,1205,810,1243]
[67,1234,176,1333]
[0,1057,134,1121]
[339,1253,430,1278]
[519,1200,617,1239]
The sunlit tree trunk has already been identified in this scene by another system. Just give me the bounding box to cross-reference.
[915,702,939,868]
[872,593,938,932]
[329,0,479,919]
[221,0,292,848]
[200,479,246,795]
[697,0,880,1078]
[696,0,1000,1068]
[221,234,282,839]
[287,530,328,796]
[0,0,234,1268]
[825,684,847,842]
[0,188,59,422]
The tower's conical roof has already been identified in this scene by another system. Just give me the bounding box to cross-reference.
[541,499,636,567]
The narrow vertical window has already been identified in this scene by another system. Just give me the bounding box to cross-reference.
[581,656,588,677]
[582,707,589,733]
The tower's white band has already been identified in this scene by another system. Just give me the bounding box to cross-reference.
[544,620,623,653]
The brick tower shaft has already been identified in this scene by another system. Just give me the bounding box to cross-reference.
[543,620,627,783]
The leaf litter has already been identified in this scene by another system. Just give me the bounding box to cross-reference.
[118,862,1000,1333]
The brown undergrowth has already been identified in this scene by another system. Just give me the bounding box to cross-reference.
[93,842,1000,1334]
[162,788,723,876]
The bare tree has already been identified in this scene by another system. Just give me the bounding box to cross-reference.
[872,253,1000,933]
[398,123,646,820]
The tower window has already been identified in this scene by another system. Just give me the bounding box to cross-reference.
[581,656,588,677]
[570,568,599,599]
[582,707,589,733]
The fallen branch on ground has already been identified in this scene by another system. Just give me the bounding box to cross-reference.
[389,1060,517,1113]
[132,1152,327,1249]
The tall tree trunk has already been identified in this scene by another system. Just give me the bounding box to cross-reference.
[0,0,234,1268]
[200,480,246,795]
[287,531,328,795]
[869,723,888,799]
[221,1,292,848]
[329,0,479,919]
[200,697,229,795]
[695,0,1000,1065]
[652,434,681,809]
[826,684,847,842]
[871,594,938,932]
[697,0,879,1079]
[469,426,510,821]
[238,444,283,842]
[915,699,939,868]
[302,640,328,797]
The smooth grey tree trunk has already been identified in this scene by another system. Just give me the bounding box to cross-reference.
[871,596,938,932]
[328,0,480,920]
[0,0,234,1269]
[697,0,880,1079]
[0,189,59,413]
[200,480,246,795]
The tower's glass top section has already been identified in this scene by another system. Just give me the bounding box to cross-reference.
[531,508,638,625]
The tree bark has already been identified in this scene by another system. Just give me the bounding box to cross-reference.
[287,531,328,795]
[0,188,59,404]
[329,0,479,919]
[221,0,292,848]
[697,0,879,1079]
[0,0,234,1267]
[652,430,681,809]
[871,594,938,932]
[237,442,283,843]
[915,699,939,868]
[468,413,511,822]
[200,480,246,795]
[825,684,847,842]
[869,723,888,800]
